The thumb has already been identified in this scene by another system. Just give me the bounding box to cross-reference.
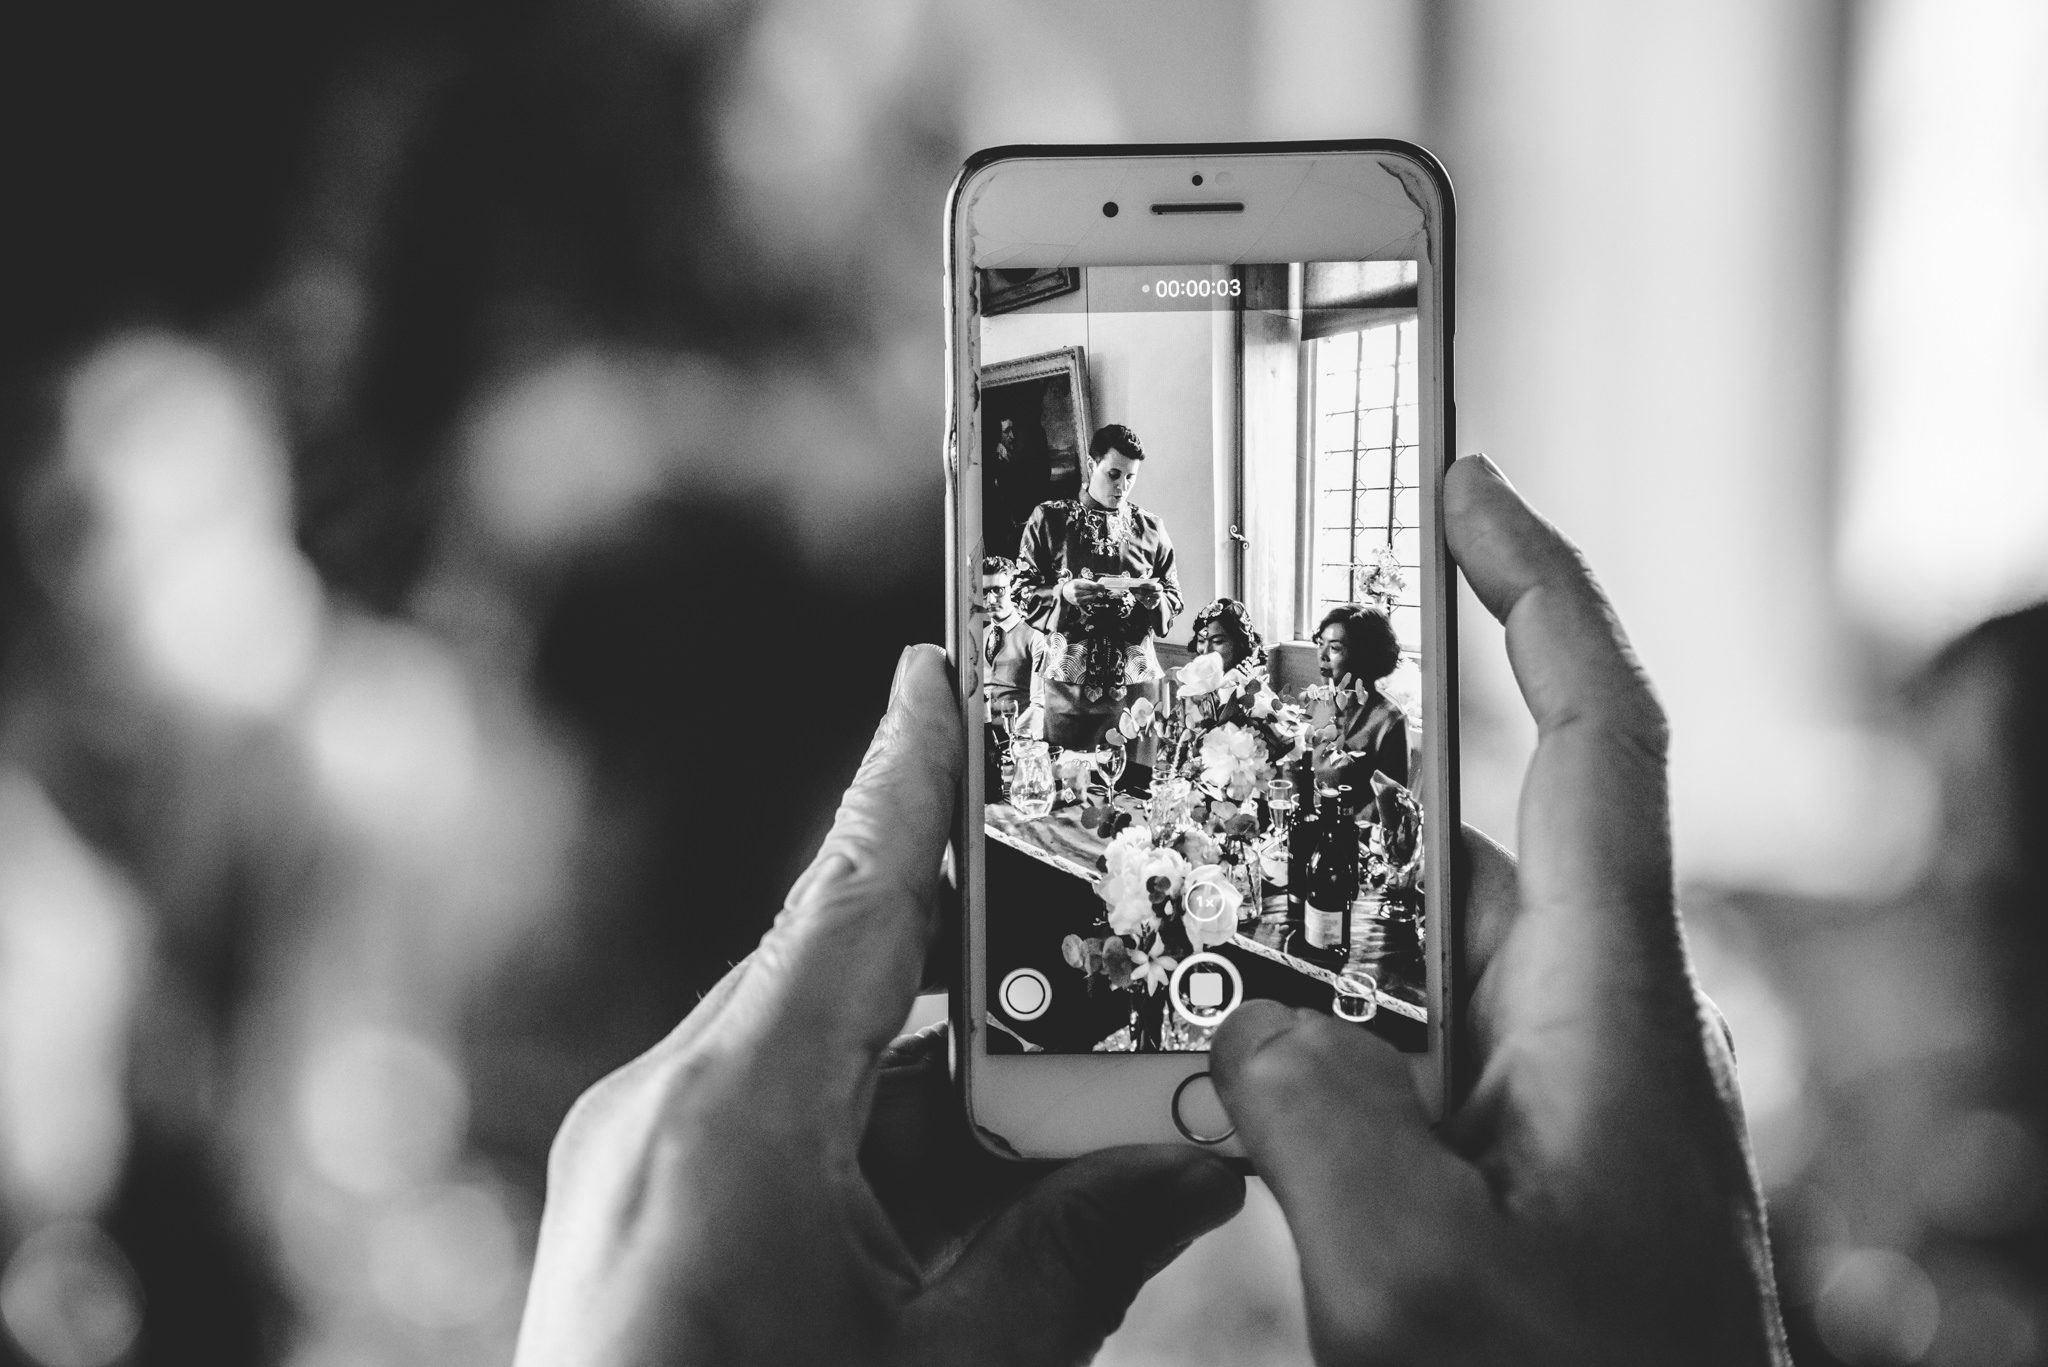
[1210,1002,1487,1335]
[901,1146,1244,1367]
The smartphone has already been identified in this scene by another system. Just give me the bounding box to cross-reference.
[946,142,1458,1159]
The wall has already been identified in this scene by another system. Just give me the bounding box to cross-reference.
[980,267,1224,646]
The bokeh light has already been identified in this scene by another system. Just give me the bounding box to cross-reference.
[59,335,324,719]
[1816,1247,1942,1366]
[0,773,140,1223]
[294,1025,468,1199]
[299,620,479,849]
[366,1180,522,1331]
[0,1222,144,1367]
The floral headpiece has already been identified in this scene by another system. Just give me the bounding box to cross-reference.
[1189,597,1265,662]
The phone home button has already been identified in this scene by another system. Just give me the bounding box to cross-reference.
[1170,1072,1235,1146]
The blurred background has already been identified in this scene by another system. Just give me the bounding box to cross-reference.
[0,0,2043,1363]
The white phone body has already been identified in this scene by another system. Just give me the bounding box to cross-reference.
[947,142,1458,1161]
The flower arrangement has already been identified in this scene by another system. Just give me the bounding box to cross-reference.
[1356,541,1407,612]
[1062,821,1246,1001]
[1054,652,1315,1048]
[1169,651,1305,814]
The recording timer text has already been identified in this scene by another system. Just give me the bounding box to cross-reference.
[1141,278,1241,299]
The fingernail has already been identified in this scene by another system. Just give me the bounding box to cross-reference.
[1468,452,1509,484]
[890,645,918,703]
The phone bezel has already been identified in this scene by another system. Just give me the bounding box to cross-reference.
[945,141,1460,1161]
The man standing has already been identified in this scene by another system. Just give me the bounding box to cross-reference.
[1010,424,1183,750]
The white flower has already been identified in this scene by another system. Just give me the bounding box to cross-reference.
[1138,846,1188,900]
[1181,864,1243,948]
[1173,826,1221,867]
[1177,651,1226,697]
[1128,939,1178,994]
[1099,828,1163,936]
[1199,724,1265,800]
[1129,696,1156,729]
[1104,881,1156,938]
[1247,684,1275,719]
[1102,826,1154,881]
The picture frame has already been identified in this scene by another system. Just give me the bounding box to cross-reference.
[978,266,1082,316]
[977,347,1093,561]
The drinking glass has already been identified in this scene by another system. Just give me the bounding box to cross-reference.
[1009,740,1055,818]
[1332,965,1379,1023]
[1095,743,1128,787]
[1056,749,1095,806]
[1265,777,1296,834]
[1149,776,1192,831]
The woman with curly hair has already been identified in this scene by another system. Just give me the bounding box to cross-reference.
[1188,596,1267,681]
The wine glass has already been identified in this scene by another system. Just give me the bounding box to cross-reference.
[1265,777,1296,834]
[1095,744,1128,788]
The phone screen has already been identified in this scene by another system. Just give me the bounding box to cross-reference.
[976,259,1434,1058]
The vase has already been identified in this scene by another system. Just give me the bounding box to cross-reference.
[1128,987,1168,1052]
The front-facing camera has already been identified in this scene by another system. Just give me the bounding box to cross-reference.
[1102,201,1119,217]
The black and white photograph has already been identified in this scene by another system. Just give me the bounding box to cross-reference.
[3,3,2042,1365]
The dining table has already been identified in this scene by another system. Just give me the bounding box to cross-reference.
[982,792,1426,1054]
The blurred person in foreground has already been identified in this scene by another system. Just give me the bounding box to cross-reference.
[512,455,1790,1366]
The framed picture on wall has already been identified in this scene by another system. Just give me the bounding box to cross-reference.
[978,267,1082,317]
[978,347,1091,560]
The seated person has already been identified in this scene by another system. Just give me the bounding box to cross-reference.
[1189,596,1268,687]
[1308,602,1410,806]
[980,556,1043,727]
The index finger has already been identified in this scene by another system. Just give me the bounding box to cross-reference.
[713,645,964,1116]
[1443,456,1691,1041]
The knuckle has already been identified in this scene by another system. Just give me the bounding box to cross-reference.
[547,1064,627,1179]
[807,843,934,925]
[1233,1023,1333,1107]
[1618,674,1671,758]
[546,1041,730,1187]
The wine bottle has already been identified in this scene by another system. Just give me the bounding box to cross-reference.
[1303,786,1357,959]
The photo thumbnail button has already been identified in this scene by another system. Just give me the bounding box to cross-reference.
[1168,952,1243,1029]
[997,967,1052,1022]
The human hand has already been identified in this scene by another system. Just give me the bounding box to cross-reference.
[1128,579,1162,607]
[513,647,1245,1367]
[1061,576,1107,607]
[1209,455,1788,1365]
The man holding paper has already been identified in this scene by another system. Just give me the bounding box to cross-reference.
[1010,424,1184,750]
